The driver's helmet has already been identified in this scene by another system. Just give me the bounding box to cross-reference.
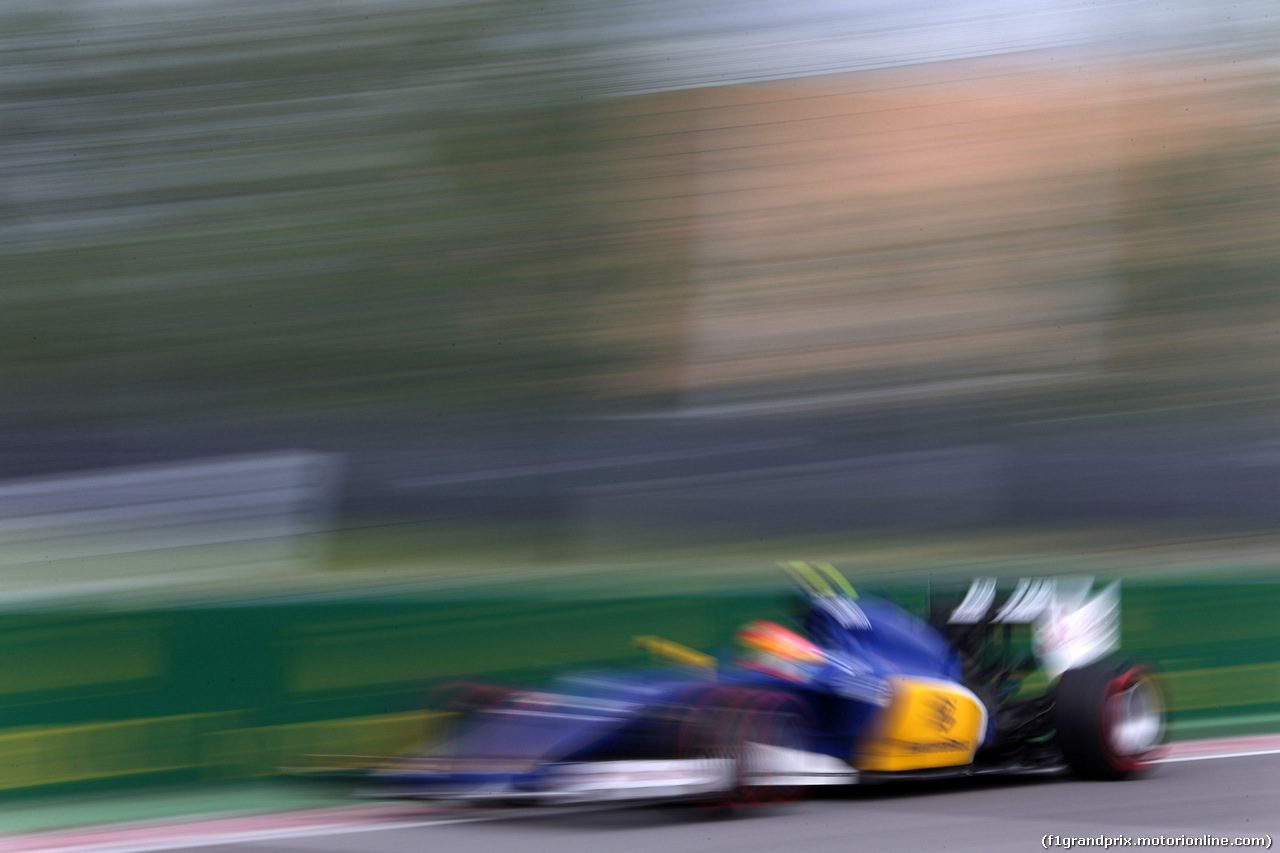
[736,620,825,681]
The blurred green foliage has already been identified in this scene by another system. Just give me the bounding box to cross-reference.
[1113,138,1280,405]
[1,0,629,432]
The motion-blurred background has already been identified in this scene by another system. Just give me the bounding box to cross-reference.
[2,0,1280,805]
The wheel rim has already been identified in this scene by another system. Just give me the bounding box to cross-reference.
[1104,670,1165,768]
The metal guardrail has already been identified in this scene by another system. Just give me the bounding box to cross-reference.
[0,452,342,601]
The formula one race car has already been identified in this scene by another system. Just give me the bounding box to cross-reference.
[362,563,1168,807]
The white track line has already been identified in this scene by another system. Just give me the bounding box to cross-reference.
[1162,733,1280,763]
[1161,746,1280,764]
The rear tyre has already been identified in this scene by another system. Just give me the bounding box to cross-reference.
[1054,662,1168,780]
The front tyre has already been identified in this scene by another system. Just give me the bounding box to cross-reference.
[1054,663,1169,780]
[671,686,752,812]
[737,691,813,805]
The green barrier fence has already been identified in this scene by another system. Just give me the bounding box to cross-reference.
[0,578,1277,797]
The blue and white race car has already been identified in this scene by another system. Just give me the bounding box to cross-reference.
[363,563,1169,807]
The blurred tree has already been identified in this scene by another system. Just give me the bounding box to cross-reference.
[1113,132,1280,412]
[0,0,646,443]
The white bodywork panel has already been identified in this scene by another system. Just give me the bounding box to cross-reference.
[1034,579,1121,680]
[949,576,1121,681]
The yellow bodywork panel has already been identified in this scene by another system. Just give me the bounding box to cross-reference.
[631,635,716,672]
[855,676,987,772]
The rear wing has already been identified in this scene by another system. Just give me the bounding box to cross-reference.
[946,576,1121,680]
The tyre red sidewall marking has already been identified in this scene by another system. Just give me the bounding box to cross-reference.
[1099,667,1166,772]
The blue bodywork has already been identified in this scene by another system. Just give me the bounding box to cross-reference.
[370,591,978,798]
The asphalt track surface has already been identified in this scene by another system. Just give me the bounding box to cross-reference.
[173,752,1278,853]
